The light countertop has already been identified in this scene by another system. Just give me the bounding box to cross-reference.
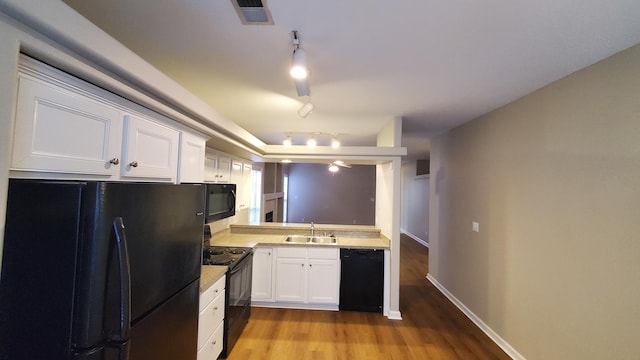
[200,265,227,293]
[211,222,390,249]
[201,223,389,293]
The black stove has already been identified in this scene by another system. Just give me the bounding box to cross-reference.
[203,246,252,267]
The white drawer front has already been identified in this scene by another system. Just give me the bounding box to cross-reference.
[197,289,225,349]
[200,275,225,312]
[197,321,224,360]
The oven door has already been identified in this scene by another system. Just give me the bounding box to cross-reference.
[224,253,252,357]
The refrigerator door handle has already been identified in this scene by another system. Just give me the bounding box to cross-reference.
[112,217,132,343]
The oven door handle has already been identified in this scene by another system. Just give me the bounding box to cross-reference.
[229,254,251,275]
[229,265,243,275]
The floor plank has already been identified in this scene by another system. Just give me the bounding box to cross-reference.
[226,235,511,360]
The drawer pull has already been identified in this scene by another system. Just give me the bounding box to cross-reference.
[213,306,218,311]
[212,340,217,345]
[109,158,120,165]
[129,161,139,168]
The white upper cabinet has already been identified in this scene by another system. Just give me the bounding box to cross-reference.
[240,163,253,210]
[178,131,207,183]
[216,155,232,182]
[12,74,123,177]
[204,150,231,182]
[121,114,179,181]
[11,56,206,183]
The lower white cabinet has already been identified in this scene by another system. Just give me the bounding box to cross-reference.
[197,322,224,360]
[198,275,225,360]
[251,247,274,302]
[274,247,340,307]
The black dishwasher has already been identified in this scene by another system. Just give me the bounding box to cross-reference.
[339,248,384,313]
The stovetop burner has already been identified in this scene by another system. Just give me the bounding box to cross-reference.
[208,248,225,256]
[203,246,252,268]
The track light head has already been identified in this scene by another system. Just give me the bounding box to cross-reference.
[298,102,314,118]
[306,136,317,147]
[290,48,308,79]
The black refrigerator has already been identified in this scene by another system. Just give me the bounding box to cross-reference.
[0,179,205,360]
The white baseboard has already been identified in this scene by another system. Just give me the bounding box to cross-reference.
[401,230,429,248]
[426,274,526,360]
[251,302,338,311]
[387,310,403,320]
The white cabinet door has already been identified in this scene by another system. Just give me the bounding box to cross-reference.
[121,114,179,181]
[251,247,274,301]
[275,258,306,302]
[203,151,231,182]
[12,75,123,177]
[230,160,243,210]
[241,163,253,210]
[217,155,232,182]
[178,131,206,183]
[307,259,339,304]
[204,154,218,182]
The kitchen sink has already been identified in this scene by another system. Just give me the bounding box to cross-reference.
[311,236,337,244]
[284,235,337,244]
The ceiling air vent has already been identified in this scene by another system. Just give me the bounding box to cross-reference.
[232,0,274,25]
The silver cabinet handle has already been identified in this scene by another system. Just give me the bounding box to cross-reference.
[109,158,120,165]
[129,161,138,168]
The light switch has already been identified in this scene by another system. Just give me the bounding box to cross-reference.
[472,221,479,232]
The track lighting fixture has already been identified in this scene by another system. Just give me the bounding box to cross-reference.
[298,102,314,118]
[291,31,310,97]
[280,133,342,147]
[290,31,309,79]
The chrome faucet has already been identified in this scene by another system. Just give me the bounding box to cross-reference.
[310,222,315,237]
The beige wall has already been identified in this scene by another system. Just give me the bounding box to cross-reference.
[429,43,640,359]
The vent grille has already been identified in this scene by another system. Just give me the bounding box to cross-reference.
[236,0,264,6]
[231,0,274,25]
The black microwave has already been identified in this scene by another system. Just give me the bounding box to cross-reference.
[205,183,236,222]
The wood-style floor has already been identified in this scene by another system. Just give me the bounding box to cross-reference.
[227,235,510,360]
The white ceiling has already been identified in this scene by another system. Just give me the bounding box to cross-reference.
[62,0,640,159]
